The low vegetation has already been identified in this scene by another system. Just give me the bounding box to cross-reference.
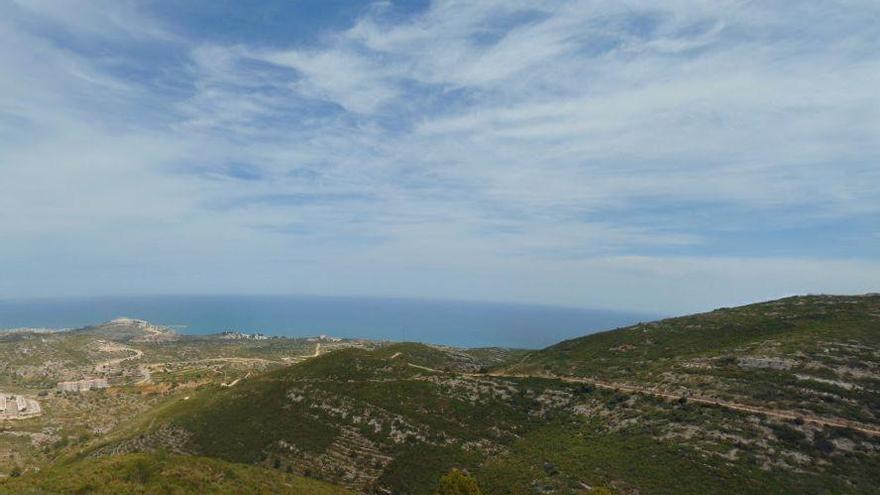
[0,453,350,494]
[2,295,879,494]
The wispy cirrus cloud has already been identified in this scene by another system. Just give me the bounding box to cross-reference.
[0,0,878,312]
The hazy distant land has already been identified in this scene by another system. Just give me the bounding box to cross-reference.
[0,295,657,348]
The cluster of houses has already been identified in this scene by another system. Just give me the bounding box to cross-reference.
[0,377,110,420]
[0,394,27,413]
[218,331,270,340]
[0,393,40,418]
[57,378,110,392]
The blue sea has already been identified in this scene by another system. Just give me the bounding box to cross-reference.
[0,295,657,349]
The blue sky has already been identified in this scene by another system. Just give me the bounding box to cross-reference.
[1,0,878,313]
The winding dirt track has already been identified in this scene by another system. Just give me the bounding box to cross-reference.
[403,361,880,437]
[95,342,144,372]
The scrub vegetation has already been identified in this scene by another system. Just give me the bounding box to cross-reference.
[2,295,879,494]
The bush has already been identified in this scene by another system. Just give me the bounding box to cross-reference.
[770,423,806,446]
[576,385,594,395]
[125,458,155,484]
[436,468,482,495]
[813,432,835,455]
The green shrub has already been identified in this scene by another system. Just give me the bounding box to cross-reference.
[436,469,482,495]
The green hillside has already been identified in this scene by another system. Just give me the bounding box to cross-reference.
[509,294,880,375]
[106,343,550,493]
[506,294,880,427]
[0,453,351,495]
[79,304,880,495]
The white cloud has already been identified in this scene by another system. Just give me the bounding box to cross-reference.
[260,49,398,114]
[0,1,877,312]
[9,0,177,42]
[246,0,880,217]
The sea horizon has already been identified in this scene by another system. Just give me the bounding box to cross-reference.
[0,294,658,349]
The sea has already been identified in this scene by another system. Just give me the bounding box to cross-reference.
[0,295,657,349]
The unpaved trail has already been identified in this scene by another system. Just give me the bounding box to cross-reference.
[491,372,880,437]
[400,360,880,437]
[134,366,152,385]
[139,357,275,380]
[173,357,277,365]
[141,350,319,383]
[407,362,442,373]
[95,341,144,373]
[96,340,327,387]
[221,373,251,387]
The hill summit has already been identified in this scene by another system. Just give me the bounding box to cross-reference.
[74,317,178,342]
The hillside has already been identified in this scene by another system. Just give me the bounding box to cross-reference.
[87,343,553,493]
[0,322,382,480]
[0,453,350,495]
[3,296,880,494]
[82,298,880,495]
[505,294,880,429]
[72,318,179,343]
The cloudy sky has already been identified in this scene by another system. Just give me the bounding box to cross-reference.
[1,0,878,313]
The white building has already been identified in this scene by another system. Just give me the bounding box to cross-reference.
[58,378,110,392]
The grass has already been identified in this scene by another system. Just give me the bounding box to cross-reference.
[0,452,351,495]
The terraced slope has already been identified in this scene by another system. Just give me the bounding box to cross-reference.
[0,453,350,494]
[505,294,880,430]
[89,326,880,494]
[98,343,544,492]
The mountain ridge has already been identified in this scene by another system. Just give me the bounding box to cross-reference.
[3,294,879,494]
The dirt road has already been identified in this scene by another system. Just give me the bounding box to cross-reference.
[396,359,880,437]
[95,341,144,373]
[491,372,880,437]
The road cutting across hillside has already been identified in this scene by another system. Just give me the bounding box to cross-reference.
[401,358,880,437]
[494,372,880,438]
